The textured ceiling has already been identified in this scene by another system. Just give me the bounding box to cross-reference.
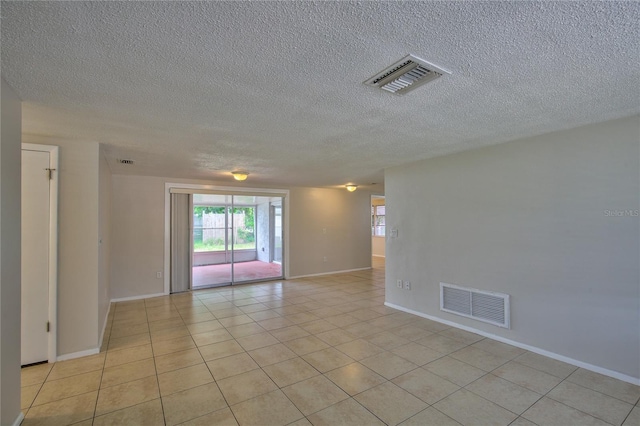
[1,1,639,189]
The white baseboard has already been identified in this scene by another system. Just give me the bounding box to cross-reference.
[56,347,100,362]
[12,412,24,426]
[289,267,371,279]
[384,302,640,386]
[111,292,167,303]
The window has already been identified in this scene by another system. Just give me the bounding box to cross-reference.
[372,205,385,236]
[193,206,256,252]
[233,207,256,250]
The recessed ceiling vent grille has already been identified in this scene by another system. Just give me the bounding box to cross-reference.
[440,283,510,329]
[118,159,135,165]
[364,54,450,95]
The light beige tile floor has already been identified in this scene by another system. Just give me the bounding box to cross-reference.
[21,258,640,425]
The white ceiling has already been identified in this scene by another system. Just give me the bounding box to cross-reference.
[2,1,638,189]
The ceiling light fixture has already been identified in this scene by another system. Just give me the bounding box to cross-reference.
[231,171,249,181]
[345,184,358,192]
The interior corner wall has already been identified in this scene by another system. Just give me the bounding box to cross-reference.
[98,145,112,338]
[1,78,23,426]
[110,175,374,298]
[385,115,640,379]
[22,135,100,357]
[288,187,372,277]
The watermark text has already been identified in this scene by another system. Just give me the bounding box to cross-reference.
[604,209,639,217]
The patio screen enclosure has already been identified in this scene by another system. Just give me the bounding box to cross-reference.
[170,190,285,292]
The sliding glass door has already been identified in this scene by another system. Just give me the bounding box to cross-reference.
[191,193,284,288]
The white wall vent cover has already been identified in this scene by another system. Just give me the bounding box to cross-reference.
[440,282,510,329]
[364,54,450,95]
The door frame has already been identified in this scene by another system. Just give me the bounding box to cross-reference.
[22,143,58,363]
[164,183,290,294]
[371,195,386,259]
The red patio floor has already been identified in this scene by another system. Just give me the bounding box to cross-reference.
[192,260,283,287]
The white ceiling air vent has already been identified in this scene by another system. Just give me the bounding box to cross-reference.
[364,54,450,95]
[118,159,135,165]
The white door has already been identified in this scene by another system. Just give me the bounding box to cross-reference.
[21,149,50,365]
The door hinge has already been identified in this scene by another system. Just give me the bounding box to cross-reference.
[46,321,50,332]
[45,168,56,180]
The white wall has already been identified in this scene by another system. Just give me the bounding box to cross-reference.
[111,175,166,298]
[1,78,22,425]
[98,145,112,340]
[22,135,101,357]
[385,115,640,380]
[288,187,372,277]
[110,175,373,298]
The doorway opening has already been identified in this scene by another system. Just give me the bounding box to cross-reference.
[191,194,284,288]
[166,185,288,293]
[371,195,385,263]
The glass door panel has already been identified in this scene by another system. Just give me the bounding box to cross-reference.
[192,193,284,288]
[232,195,283,284]
[192,198,232,288]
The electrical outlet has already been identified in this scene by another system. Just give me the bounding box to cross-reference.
[403,281,411,290]
[323,256,327,262]
[396,279,403,289]
[156,271,162,279]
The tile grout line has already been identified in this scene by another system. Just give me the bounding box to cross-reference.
[562,369,640,406]
[152,299,171,426]
[27,265,637,426]
[529,373,613,425]
[90,316,111,425]
[19,364,50,416]
[197,283,384,424]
